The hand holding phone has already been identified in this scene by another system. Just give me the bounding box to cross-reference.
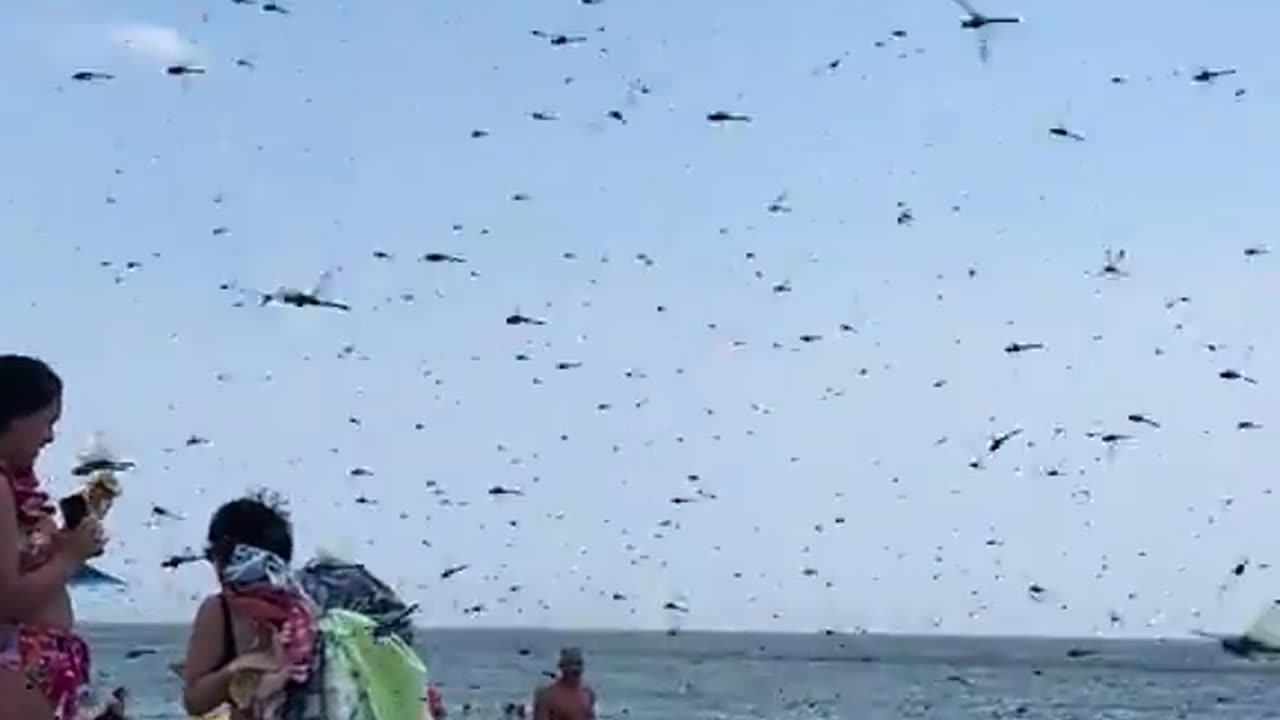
[61,516,106,561]
[60,494,88,531]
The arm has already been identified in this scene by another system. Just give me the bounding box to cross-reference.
[532,686,551,720]
[0,480,80,622]
[182,595,234,716]
[585,686,597,720]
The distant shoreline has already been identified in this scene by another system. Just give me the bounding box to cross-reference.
[80,623,1216,645]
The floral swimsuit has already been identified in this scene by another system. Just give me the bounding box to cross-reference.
[0,463,90,720]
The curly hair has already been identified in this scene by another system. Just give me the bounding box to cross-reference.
[205,488,294,566]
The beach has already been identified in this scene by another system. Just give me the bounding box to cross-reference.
[85,626,1280,719]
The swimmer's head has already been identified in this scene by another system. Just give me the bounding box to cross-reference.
[0,355,62,468]
[557,646,585,680]
[205,488,293,572]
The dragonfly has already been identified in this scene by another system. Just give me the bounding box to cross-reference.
[69,563,128,589]
[72,432,134,476]
[950,0,1022,63]
[260,269,351,311]
[661,591,691,636]
[371,603,420,641]
[1097,248,1129,278]
[1192,67,1237,84]
[71,70,114,83]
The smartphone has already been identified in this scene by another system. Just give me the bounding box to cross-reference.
[60,494,88,530]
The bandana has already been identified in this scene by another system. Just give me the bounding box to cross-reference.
[220,544,318,710]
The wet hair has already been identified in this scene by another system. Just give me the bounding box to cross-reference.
[0,355,62,434]
[205,488,293,566]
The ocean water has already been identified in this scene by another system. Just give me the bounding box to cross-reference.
[82,626,1280,720]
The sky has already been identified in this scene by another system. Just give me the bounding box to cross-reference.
[2,0,1280,637]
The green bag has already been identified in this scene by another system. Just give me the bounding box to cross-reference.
[321,609,427,720]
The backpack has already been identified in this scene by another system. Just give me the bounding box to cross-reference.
[284,555,427,720]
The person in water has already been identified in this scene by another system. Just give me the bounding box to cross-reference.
[532,647,596,720]
[86,686,128,720]
[0,355,108,720]
[180,492,313,720]
[423,683,448,719]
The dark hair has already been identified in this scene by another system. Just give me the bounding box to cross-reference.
[0,355,62,433]
[206,488,293,565]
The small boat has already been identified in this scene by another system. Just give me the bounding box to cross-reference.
[1196,601,1280,660]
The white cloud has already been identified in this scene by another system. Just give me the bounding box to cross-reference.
[107,23,206,67]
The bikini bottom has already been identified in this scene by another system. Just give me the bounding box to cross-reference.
[0,623,90,720]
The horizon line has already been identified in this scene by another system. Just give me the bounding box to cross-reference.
[79,622,1223,643]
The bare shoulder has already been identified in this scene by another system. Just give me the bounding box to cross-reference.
[182,594,227,685]
[188,593,227,647]
[195,593,223,620]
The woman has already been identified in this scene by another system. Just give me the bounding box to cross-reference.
[181,493,314,720]
[0,355,107,720]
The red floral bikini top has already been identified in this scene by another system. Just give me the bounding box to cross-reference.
[1,462,57,573]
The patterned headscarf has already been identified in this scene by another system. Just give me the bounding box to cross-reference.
[220,544,317,684]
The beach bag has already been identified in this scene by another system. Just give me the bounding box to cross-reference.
[284,555,425,720]
[322,610,426,720]
[296,555,416,645]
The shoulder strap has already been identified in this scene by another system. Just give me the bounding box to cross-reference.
[219,593,237,668]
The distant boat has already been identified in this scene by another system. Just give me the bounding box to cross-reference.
[1196,601,1280,659]
[69,563,127,588]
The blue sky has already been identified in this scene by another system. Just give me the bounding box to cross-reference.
[4,0,1280,636]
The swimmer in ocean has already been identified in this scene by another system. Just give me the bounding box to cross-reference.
[532,647,596,720]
